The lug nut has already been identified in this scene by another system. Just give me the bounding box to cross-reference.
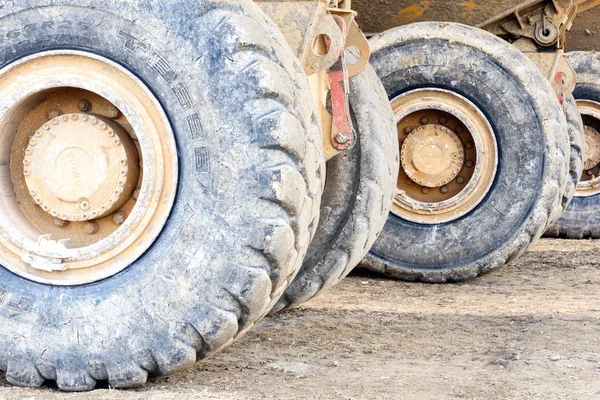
[586,170,593,176]
[83,221,99,235]
[53,218,68,227]
[422,187,430,194]
[107,105,121,119]
[420,117,429,125]
[439,116,447,125]
[441,186,449,194]
[78,99,91,112]
[78,200,90,211]
[112,211,127,225]
[466,160,474,168]
[465,141,474,150]
[456,126,464,133]
[48,108,62,120]
[457,176,465,184]
[404,126,413,134]
[334,132,348,145]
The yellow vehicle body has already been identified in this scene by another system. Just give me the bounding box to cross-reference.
[353,0,600,51]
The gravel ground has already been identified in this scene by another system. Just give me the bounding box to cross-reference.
[1,238,599,399]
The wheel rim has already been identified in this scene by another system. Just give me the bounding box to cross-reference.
[0,51,177,285]
[391,89,498,224]
[575,99,600,197]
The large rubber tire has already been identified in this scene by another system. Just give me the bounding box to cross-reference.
[545,93,585,233]
[545,51,600,238]
[272,64,399,312]
[362,22,569,282]
[0,0,323,391]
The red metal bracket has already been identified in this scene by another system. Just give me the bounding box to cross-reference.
[327,15,355,151]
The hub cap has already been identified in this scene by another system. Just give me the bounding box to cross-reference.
[24,114,139,222]
[391,89,498,224]
[401,124,464,188]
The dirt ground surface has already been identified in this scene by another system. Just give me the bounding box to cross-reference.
[0,238,599,399]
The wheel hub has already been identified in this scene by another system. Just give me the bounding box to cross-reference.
[583,125,600,170]
[0,50,178,285]
[24,114,139,222]
[575,99,600,197]
[391,88,498,224]
[401,124,464,187]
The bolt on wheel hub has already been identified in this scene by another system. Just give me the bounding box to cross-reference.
[24,114,139,222]
[401,124,464,187]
